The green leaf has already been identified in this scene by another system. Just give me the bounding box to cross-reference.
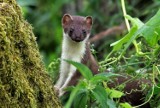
[64,83,85,108]
[90,72,121,84]
[141,25,158,46]
[92,85,109,108]
[110,26,138,51]
[106,88,124,98]
[107,99,117,108]
[146,9,160,27]
[139,9,160,46]
[120,102,132,108]
[155,26,160,36]
[73,90,88,108]
[111,9,160,53]
[65,60,93,80]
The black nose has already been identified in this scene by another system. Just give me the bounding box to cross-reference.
[74,38,82,42]
[76,34,81,38]
[71,36,83,42]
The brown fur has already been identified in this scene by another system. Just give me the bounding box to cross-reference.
[62,15,92,42]
[108,75,151,107]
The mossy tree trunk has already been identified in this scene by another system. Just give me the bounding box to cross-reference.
[0,0,61,107]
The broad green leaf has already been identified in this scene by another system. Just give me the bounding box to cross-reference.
[92,85,109,108]
[90,73,121,84]
[141,25,158,46]
[140,9,160,46]
[120,102,132,108]
[106,88,124,98]
[107,99,117,108]
[111,26,138,51]
[73,91,88,108]
[146,9,160,27]
[111,9,160,53]
[111,15,143,52]
[155,26,160,36]
[65,60,93,80]
[65,83,85,108]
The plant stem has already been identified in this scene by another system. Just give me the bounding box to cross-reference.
[121,0,130,31]
[121,0,138,53]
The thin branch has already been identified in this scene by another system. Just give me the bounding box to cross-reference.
[89,23,126,43]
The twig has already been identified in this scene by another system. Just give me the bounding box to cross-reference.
[89,23,126,43]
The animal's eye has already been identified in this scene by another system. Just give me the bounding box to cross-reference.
[82,30,87,36]
[69,28,74,36]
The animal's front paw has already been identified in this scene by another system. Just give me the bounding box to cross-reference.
[54,85,60,96]
[54,86,65,97]
[58,88,65,97]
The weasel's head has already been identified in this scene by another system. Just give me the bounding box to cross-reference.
[62,14,93,42]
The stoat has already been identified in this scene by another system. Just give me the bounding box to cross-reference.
[54,14,151,107]
[54,14,98,96]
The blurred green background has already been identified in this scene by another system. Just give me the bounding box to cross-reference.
[16,0,160,66]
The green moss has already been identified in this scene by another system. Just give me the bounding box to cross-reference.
[0,0,61,107]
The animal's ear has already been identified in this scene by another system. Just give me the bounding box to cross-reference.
[85,16,93,28]
[62,14,73,26]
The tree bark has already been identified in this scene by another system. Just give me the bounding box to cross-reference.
[0,0,61,107]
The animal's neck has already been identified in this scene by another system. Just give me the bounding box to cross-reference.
[61,33,87,61]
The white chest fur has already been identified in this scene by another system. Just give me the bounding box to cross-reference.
[55,33,88,96]
[61,34,86,61]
